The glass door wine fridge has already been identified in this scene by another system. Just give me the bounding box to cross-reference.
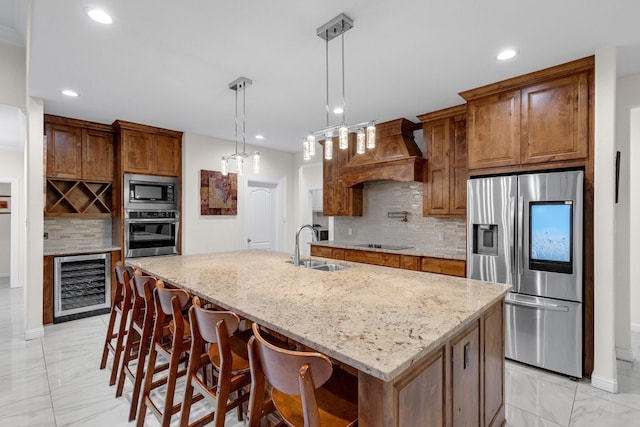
[54,253,111,323]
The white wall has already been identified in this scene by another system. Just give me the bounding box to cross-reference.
[592,48,618,393]
[0,41,25,109]
[617,73,640,329]
[292,151,323,256]
[0,183,10,276]
[182,132,295,256]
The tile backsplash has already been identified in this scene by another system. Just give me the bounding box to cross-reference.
[44,218,113,252]
[333,181,467,257]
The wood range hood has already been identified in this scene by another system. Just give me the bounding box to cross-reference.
[340,118,427,187]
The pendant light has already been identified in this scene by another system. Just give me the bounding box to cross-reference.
[221,77,260,176]
[303,13,376,161]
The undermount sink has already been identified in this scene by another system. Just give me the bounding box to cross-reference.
[353,243,414,250]
[292,260,351,272]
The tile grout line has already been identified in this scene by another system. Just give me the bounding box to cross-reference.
[41,333,58,427]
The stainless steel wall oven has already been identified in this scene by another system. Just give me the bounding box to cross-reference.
[124,210,179,258]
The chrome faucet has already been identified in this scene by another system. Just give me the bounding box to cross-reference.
[293,224,317,266]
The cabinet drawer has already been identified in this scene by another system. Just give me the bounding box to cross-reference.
[310,245,333,258]
[400,255,420,271]
[421,257,466,277]
[344,249,400,268]
[331,248,345,260]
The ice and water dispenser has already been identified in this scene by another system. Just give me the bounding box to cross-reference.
[472,224,498,256]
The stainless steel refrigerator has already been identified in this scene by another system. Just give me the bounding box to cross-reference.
[467,170,583,378]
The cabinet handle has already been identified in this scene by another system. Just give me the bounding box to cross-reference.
[464,342,471,369]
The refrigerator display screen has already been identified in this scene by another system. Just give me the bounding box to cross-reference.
[529,201,573,274]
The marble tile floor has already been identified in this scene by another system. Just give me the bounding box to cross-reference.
[2,280,640,426]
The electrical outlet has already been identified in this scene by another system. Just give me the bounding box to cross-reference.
[43,232,49,240]
[438,231,444,241]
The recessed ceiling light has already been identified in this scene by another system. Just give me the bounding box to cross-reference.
[497,49,518,61]
[87,9,113,24]
[61,89,79,97]
[255,134,264,140]
[333,106,344,114]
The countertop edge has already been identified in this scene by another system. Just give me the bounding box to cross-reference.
[311,241,467,261]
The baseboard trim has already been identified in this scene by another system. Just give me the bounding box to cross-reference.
[616,347,635,362]
[24,327,44,341]
[631,322,640,332]
[0,273,8,278]
[591,374,619,394]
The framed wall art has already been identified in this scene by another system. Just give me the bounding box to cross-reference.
[200,170,237,215]
[0,196,10,214]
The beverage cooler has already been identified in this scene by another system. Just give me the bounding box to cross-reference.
[53,253,111,323]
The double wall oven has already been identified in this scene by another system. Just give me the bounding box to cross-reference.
[124,174,179,258]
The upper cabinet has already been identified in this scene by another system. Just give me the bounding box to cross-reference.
[460,56,593,172]
[321,134,363,216]
[113,120,183,177]
[45,115,114,181]
[418,105,467,217]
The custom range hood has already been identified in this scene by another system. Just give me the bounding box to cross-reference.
[340,118,427,187]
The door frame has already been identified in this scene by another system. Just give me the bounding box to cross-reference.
[245,178,283,252]
[0,177,20,288]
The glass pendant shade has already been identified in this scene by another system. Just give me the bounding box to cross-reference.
[236,156,244,175]
[339,125,348,149]
[253,152,261,173]
[307,134,316,156]
[324,138,333,160]
[303,140,311,161]
[221,158,229,176]
[356,130,366,154]
[366,123,376,149]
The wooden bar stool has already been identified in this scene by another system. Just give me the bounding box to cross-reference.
[247,323,358,427]
[115,274,161,421]
[180,296,252,427]
[100,262,134,386]
[137,283,192,427]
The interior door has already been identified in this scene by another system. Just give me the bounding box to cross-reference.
[247,183,276,250]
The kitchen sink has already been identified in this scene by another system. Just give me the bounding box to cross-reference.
[353,243,414,250]
[290,260,351,272]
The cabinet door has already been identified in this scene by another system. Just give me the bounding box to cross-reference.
[46,123,82,179]
[521,72,589,164]
[423,118,450,216]
[154,134,181,176]
[483,301,505,426]
[450,114,468,216]
[122,129,154,173]
[82,129,114,181]
[451,322,480,426]
[467,90,521,169]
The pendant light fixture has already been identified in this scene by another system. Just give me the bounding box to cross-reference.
[221,77,260,176]
[303,13,376,161]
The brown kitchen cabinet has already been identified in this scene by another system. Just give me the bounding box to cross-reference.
[321,135,363,217]
[45,115,114,181]
[461,57,593,171]
[344,249,400,268]
[421,256,466,277]
[114,120,183,177]
[44,115,115,217]
[310,245,345,260]
[450,321,481,426]
[418,104,467,217]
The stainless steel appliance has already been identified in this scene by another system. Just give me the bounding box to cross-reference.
[54,253,111,323]
[467,170,583,378]
[313,225,329,241]
[124,210,179,258]
[124,173,179,211]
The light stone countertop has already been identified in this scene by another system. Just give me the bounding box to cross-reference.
[43,243,121,256]
[127,250,510,381]
[311,240,467,260]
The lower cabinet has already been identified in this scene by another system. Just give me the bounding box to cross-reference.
[359,299,505,427]
[310,245,466,276]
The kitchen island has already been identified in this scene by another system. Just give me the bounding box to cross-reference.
[128,250,511,426]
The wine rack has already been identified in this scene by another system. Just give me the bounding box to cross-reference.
[45,179,113,216]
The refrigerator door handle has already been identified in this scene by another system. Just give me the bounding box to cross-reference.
[509,196,517,281]
[505,298,570,312]
[517,196,525,276]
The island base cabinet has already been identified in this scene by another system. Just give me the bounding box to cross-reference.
[357,300,504,427]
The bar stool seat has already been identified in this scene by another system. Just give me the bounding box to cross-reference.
[100,262,134,386]
[247,323,358,427]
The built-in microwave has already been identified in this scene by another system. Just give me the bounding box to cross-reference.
[124,174,179,211]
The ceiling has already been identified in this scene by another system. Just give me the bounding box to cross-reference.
[7,1,640,153]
